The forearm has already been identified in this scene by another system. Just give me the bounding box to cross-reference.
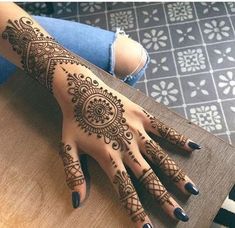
[0,3,99,100]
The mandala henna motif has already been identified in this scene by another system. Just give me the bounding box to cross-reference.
[2,17,89,93]
[63,68,133,151]
[113,170,146,222]
[143,110,187,147]
[139,168,174,206]
[59,143,85,190]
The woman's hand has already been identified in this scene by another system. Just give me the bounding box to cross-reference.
[53,63,201,228]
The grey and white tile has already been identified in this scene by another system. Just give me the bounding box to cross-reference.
[79,13,107,30]
[221,99,235,131]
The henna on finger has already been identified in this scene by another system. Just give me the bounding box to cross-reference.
[143,110,187,147]
[138,132,186,183]
[59,143,85,190]
[139,168,174,207]
[110,154,146,222]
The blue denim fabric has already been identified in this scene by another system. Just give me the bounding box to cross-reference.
[0,15,150,86]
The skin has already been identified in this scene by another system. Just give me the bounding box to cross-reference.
[0,3,200,228]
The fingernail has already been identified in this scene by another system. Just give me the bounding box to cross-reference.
[143,223,153,228]
[72,192,80,208]
[185,182,199,195]
[188,141,201,150]
[174,208,189,222]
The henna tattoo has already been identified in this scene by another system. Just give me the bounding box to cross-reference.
[139,168,174,206]
[113,170,146,222]
[127,151,141,166]
[2,17,89,93]
[63,68,133,151]
[142,136,186,183]
[143,110,187,147]
[109,153,118,169]
[59,143,85,190]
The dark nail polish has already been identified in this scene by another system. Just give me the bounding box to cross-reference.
[174,208,189,222]
[185,182,199,195]
[72,192,80,208]
[143,223,152,228]
[188,141,201,150]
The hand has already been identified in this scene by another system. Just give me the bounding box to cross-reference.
[53,63,201,228]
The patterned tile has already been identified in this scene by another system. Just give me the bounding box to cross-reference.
[78,2,105,16]
[21,2,54,16]
[213,69,235,99]
[79,13,107,30]
[199,17,234,44]
[107,9,137,32]
[136,3,166,29]
[139,26,171,52]
[174,46,210,75]
[164,2,196,24]
[53,2,77,18]
[147,77,183,107]
[126,31,139,42]
[207,41,235,70]
[135,81,147,94]
[170,22,202,48]
[180,73,217,104]
[194,2,227,19]
[145,52,176,79]
[221,99,235,131]
[107,2,133,10]
[186,102,226,134]
[226,2,235,15]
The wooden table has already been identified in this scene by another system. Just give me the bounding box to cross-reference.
[0,59,235,228]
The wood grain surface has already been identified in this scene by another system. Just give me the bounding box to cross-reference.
[0,57,234,228]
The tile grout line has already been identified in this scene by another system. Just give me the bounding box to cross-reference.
[224,3,235,40]
[162,3,188,118]
[192,2,232,144]
[132,2,149,97]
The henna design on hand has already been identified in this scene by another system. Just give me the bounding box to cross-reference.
[139,168,174,206]
[138,131,186,183]
[2,17,89,93]
[63,68,133,151]
[143,110,187,147]
[113,169,146,222]
[59,143,85,190]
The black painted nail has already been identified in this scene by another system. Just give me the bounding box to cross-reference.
[72,192,80,208]
[188,141,201,150]
[185,182,199,195]
[174,208,189,222]
[143,223,153,228]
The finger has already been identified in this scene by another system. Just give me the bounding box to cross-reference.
[123,148,189,222]
[143,110,201,152]
[59,142,86,208]
[138,131,199,196]
[99,152,153,228]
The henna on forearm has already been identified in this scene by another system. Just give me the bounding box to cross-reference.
[59,143,85,190]
[143,110,188,147]
[2,17,89,93]
[138,131,186,183]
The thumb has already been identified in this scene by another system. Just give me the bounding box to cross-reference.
[59,141,87,208]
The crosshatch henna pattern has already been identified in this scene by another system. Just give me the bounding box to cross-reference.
[139,168,174,206]
[113,169,147,222]
[143,110,188,147]
[59,143,85,190]
[62,67,134,152]
[138,131,186,183]
[2,17,89,93]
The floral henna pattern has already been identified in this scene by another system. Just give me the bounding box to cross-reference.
[59,143,85,190]
[139,168,174,206]
[138,131,186,183]
[143,110,187,147]
[113,169,147,222]
[63,68,133,151]
[2,17,89,93]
